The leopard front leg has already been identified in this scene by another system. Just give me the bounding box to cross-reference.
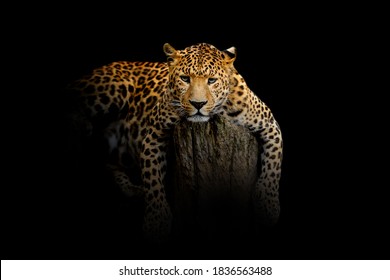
[140,123,175,243]
[223,85,283,229]
[252,116,283,227]
[252,117,283,226]
[140,136,172,242]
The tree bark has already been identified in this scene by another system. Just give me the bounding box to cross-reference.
[169,115,260,240]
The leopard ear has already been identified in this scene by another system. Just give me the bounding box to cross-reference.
[223,46,236,64]
[163,43,180,66]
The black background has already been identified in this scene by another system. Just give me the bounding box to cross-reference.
[3,4,388,260]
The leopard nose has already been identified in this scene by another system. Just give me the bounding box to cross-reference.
[189,100,208,110]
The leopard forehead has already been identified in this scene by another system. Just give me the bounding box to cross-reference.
[176,43,227,76]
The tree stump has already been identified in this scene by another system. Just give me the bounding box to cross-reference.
[169,115,260,241]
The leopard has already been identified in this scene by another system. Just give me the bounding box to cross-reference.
[65,42,283,243]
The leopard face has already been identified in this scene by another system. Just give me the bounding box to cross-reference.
[163,43,236,122]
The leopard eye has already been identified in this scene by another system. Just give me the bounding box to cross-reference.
[208,77,217,85]
[180,76,190,83]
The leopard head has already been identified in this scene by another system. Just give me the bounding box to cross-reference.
[164,42,236,122]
